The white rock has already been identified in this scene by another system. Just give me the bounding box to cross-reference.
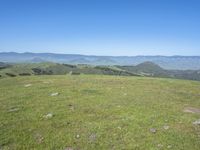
[117,126,122,130]
[24,84,32,87]
[8,108,20,112]
[150,128,157,133]
[51,92,59,96]
[193,119,200,125]
[157,144,163,148]
[44,113,53,119]
[123,93,127,96]
[163,125,169,130]
[167,145,172,149]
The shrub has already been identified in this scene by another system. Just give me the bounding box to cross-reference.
[5,73,16,77]
[19,73,31,76]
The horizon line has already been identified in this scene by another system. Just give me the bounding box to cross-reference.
[0,51,200,57]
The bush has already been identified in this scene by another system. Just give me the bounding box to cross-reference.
[19,73,31,76]
[63,64,77,68]
[32,68,53,75]
[5,73,16,77]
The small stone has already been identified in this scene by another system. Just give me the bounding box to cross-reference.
[163,125,169,130]
[44,113,53,119]
[89,133,96,142]
[68,104,75,111]
[150,128,157,133]
[51,92,59,96]
[193,119,200,125]
[24,84,32,87]
[117,126,122,130]
[157,144,163,148]
[64,147,73,150]
[8,108,20,112]
[34,133,44,144]
[167,145,172,149]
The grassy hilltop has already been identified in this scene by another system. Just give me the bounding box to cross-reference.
[0,75,200,149]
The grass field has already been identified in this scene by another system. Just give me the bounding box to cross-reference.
[0,75,200,149]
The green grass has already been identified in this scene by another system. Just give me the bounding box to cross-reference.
[0,75,200,149]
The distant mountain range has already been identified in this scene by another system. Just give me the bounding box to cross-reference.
[0,52,200,70]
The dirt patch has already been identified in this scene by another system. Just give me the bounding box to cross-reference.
[184,107,200,114]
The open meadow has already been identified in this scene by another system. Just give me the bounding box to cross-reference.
[0,75,200,149]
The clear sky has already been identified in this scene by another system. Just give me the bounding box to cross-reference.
[0,0,200,56]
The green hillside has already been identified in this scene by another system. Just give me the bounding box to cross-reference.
[0,62,139,78]
[0,75,200,149]
[0,62,200,81]
[117,61,168,77]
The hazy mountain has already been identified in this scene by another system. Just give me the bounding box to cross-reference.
[0,52,200,70]
[30,57,46,63]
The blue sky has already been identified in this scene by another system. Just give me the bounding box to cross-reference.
[0,0,200,56]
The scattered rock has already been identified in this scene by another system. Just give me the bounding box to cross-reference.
[24,84,32,87]
[50,92,59,96]
[150,128,157,133]
[44,113,53,119]
[163,125,170,130]
[184,107,200,114]
[193,119,200,125]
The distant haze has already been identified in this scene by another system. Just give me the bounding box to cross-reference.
[1,52,200,70]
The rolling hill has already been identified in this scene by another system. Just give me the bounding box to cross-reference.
[0,61,200,81]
